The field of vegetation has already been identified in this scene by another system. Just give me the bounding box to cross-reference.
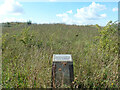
[2,21,118,88]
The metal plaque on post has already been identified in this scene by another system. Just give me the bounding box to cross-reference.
[51,54,74,88]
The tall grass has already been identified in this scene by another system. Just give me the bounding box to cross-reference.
[2,22,118,88]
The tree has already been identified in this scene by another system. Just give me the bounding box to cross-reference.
[27,20,32,25]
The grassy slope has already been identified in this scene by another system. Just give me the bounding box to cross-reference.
[2,23,118,88]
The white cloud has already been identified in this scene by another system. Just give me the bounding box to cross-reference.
[56,2,107,25]
[56,13,80,25]
[0,17,26,23]
[56,13,70,23]
[74,2,106,20]
[100,14,106,17]
[0,0,24,16]
[56,13,68,17]
[67,10,72,14]
[56,10,72,22]
[112,7,118,12]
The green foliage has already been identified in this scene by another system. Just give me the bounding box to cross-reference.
[95,21,118,65]
[19,27,35,47]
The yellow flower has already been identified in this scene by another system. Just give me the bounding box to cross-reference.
[112,83,113,85]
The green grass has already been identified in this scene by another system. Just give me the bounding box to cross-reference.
[2,22,118,88]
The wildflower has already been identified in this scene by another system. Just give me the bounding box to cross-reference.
[72,81,74,84]
[75,77,77,80]
[112,83,113,85]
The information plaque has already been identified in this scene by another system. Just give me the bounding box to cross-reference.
[51,54,74,88]
[53,54,72,62]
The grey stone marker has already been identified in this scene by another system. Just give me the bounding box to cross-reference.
[51,54,74,88]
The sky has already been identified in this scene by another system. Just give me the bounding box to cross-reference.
[0,0,119,26]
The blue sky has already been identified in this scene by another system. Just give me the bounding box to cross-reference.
[0,0,118,26]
